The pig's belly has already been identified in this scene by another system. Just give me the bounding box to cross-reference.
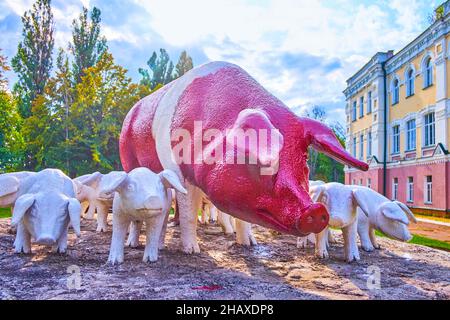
[129,210,163,221]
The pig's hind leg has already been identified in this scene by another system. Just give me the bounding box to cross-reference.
[235,219,257,246]
[177,182,202,254]
[126,221,143,248]
[342,221,360,262]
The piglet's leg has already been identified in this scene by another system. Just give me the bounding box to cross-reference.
[358,217,374,252]
[369,227,381,249]
[143,214,166,263]
[159,209,170,250]
[85,202,95,220]
[315,227,329,259]
[235,219,257,246]
[96,203,109,233]
[342,222,360,262]
[126,221,143,248]
[108,213,130,265]
[177,182,201,254]
[218,211,234,235]
[13,222,31,254]
[53,227,68,254]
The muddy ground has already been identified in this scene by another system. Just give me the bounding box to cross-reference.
[0,217,449,300]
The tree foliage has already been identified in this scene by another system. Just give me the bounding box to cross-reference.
[70,6,107,84]
[139,48,175,90]
[0,49,10,90]
[175,50,194,78]
[11,0,54,118]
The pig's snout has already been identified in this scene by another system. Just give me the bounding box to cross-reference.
[139,196,163,211]
[296,203,329,235]
[35,235,56,245]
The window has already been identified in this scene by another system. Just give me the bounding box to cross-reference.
[407,177,414,202]
[352,101,357,121]
[367,131,372,157]
[425,176,432,204]
[424,57,433,88]
[392,79,399,105]
[359,96,364,118]
[406,69,414,96]
[392,178,398,201]
[406,119,416,151]
[424,112,435,147]
[367,91,372,114]
[392,125,400,154]
[359,134,364,160]
[367,178,372,189]
[359,179,363,186]
[352,179,356,185]
[353,137,357,157]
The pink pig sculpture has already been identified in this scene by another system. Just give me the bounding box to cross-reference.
[119,61,368,253]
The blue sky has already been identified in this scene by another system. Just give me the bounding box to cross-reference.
[0,0,439,124]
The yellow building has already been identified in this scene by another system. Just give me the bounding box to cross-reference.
[343,2,450,217]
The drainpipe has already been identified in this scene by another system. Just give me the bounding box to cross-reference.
[382,62,388,196]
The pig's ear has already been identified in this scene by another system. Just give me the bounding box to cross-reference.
[76,171,103,187]
[159,170,187,194]
[303,118,368,171]
[11,194,35,226]
[68,198,81,237]
[393,201,417,224]
[351,188,370,217]
[309,185,325,203]
[227,109,284,168]
[380,202,409,224]
[0,175,20,198]
[99,171,128,197]
[73,180,83,196]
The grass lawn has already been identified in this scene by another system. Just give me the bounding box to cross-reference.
[0,207,11,219]
[375,230,450,252]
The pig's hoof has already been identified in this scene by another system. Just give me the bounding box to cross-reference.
[362,245,375,252]
[183,242,200,254]
[96,225,107,233]
[374,244,381,250]
[143,253,158,263]
[346,255,360,263]
[126,238,140,248]
[14,245,31,254]
[315,250,329,259]
[236,235,258,246]
[53,245,67,254]
[108,256,124,265]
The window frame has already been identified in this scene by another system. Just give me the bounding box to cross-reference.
[424,112,435,147]
[392,125,400,154]
[406,119,416,151]
[407,177,414,203]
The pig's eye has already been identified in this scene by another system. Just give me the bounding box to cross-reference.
[127,183,135,191]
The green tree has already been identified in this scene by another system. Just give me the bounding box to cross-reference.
[0,49,10,90]
[70,6,107,84]
[139,48,174,90]
[11,0,54,118]
[175,50,193,79]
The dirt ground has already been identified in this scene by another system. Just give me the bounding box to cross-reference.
[409,221,450,243]
[0,217,449,300]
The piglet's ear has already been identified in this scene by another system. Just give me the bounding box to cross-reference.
[159,170,187,194]
[380,202,409,225]
[0,175,20,198]
[68,198,81,237]
[98,171,128,197]
[309,185,325,203]
[11,194,35,227]
[75,171,103,187]
[393,201,417,224]
[226,109,284,175]
[351,188,370,217]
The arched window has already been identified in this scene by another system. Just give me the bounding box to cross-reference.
[392,78,399,105]
[406,69,414,96]
[424,57,433,88]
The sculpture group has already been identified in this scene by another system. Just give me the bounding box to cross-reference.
[0,62,416,264]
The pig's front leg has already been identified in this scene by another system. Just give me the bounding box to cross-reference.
[369,226,381,249]
[13,222,31,254]
[177,182,201,254]
[315,227,329,259]
[297,233,315,249]
[53,227,68,254]
[85,202,95,220]
[126,220,143,248]
[358,216,374,252]
[235,219,257,246]
[159,210,170,250]
[218,211,234,235]
[96,202,109,232]
[328,229,338,244]
[143,214,166,263]
[108,212,130,265]
[342,221,360,262]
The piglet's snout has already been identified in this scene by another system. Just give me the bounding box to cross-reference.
[296,203,329,235]
[35,235,56,245]
[137,195,163,211]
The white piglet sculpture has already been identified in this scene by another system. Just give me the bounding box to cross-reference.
[5,169,81,254]
[103,168,187,264]
[307,182,368,262]
[354,186,417,251]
